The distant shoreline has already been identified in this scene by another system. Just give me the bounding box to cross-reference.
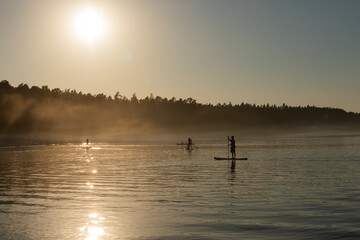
[1,80,359,143]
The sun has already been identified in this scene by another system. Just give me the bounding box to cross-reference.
[73,6,107,45]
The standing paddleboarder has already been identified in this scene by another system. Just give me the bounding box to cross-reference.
[228,136,236,159]
[187,137,193,150]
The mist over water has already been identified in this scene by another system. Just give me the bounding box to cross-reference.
[0,135,360,239]
[1,81,360,143]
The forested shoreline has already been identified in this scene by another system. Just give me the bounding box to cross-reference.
[1,80,359,140]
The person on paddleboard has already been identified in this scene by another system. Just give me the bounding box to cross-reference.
[187,137,193,150]
[86,139,89,145]
[228,136,236,159]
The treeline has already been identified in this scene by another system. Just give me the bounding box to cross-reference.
[1,80,359,136]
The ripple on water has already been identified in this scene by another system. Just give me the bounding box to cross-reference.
[0,138,360,239]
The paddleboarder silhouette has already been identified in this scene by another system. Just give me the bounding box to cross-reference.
[187,137,193,150]
[228,136,236,159]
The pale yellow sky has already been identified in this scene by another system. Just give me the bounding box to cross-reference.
[1,0,360,112]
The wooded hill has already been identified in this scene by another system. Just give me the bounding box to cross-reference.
[1,80,359,138]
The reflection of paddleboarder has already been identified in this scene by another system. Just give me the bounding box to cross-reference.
[227,136,236,159]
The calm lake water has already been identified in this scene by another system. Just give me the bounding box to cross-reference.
[1,135,360,240]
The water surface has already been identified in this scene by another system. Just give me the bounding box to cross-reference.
[1,135,360,239]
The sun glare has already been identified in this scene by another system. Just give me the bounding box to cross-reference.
[73,6,107,45]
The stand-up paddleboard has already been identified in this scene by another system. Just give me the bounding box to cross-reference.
[185,146,194,151]
[214,157,247,160]
[80,144,92,149]
[184,145,198,151]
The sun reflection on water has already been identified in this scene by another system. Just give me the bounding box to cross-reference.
[79,213,106,240]
[86,226,104,240]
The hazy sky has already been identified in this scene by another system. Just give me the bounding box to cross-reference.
[1,0,359,112]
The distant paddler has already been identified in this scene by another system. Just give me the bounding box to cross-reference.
[228,136,236,159]
[214,136,247,170]
[86,139,89,145]
[186,137,193,150]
